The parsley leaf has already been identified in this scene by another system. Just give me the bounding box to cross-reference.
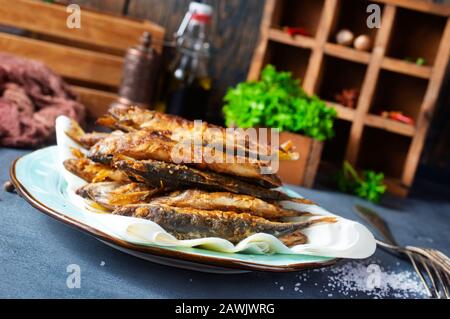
[336,161,387,203]
[223,65,337,141]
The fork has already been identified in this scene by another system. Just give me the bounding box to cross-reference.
[354,204,450,299]
[376,239,450,299]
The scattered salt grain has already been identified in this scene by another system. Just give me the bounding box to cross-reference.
[284,258,426,299]
[320,259,426,298]
[100,261,105,266]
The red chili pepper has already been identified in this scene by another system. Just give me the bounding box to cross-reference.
[381,111,414,125]
[284,27,310,37]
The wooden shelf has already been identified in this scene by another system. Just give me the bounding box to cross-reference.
[271,0,325,37]
[326,101,355,122]
[381,57,432,79]
[364,114,415,137]
[264,40,311,81]
[374,0,450,18]
[385,6,447,66]
[383,176,409,197]
[357,127,412,180]
[267,28,315,49]
[317,55,367,108]
[369,69,428,122]
[328,0,381,51]
[324,43,371,64]
[249,0,450,196]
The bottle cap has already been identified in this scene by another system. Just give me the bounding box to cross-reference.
[189,2,213,16]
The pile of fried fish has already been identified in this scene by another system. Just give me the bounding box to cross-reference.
[64,105,335,247]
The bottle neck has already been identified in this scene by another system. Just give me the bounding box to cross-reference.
[176,21,210,57]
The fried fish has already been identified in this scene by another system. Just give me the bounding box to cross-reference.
[65,119,123,149]
[148,189,312,220]
[63,158,130,183]
[76,182,162,210]
[113,203,336,245]
[112,156,312,203]
[98,105,299,161]
[88,129,281,187]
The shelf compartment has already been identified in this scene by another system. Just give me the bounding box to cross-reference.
[364,114,415,137]
[381,57,432,79]
[326,101,355,122]
[328,0,383,51]
[271,0,325,37]
[263,40,311,81]
[384,176,409,198]
[357,127,411,179]
[386,7,447,66]
[316,55,367,107]
[324,42,371,64]
[321,119,352,165]
[267,28,315,49]
[369,70,428,122]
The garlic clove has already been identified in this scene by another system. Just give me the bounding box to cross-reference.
[353,34,372,51]
[335,29,354,46]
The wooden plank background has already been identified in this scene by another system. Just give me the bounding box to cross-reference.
[56,0,265,123]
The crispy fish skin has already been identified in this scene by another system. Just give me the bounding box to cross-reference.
[77,132,114,148]
[63,158,130,183]
[88,129,281,187]
[113,203,336,244]
[148,189,312,220]
[99,105,298,161]
[112,156,307,202]
[65,119,122,149]
[76,182,161,210]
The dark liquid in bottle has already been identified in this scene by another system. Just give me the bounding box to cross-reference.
[165,78,211,121]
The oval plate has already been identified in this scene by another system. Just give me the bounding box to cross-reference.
[10,146,338,273]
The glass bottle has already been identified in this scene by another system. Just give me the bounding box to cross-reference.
[163,1,212,120]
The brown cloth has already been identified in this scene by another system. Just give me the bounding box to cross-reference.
[0,54,85,148]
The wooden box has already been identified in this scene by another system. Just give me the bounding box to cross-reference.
[249,0,450,196]
[277,132,323,187]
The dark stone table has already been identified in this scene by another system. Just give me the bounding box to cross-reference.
[1,148,449,298]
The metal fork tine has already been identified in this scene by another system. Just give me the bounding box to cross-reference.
[418,255,440,298]
[443,271,450,297]
[427,249,450,276]
[408,247,450,276]
[430,263,449,299]
[406,251,433,298]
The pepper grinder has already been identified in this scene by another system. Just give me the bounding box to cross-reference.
[111,32,160,109]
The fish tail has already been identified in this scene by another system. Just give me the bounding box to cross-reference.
[288,197,315,205]
[295,216,337,228]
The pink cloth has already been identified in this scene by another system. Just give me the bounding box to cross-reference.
[0,54,85,148]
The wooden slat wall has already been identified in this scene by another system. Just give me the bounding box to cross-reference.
[73,86,117,118]
[0,33,123,87]
[0,0,165,53]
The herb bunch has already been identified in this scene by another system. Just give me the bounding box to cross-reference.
[223,65,337,141]
[337,161,387,203]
